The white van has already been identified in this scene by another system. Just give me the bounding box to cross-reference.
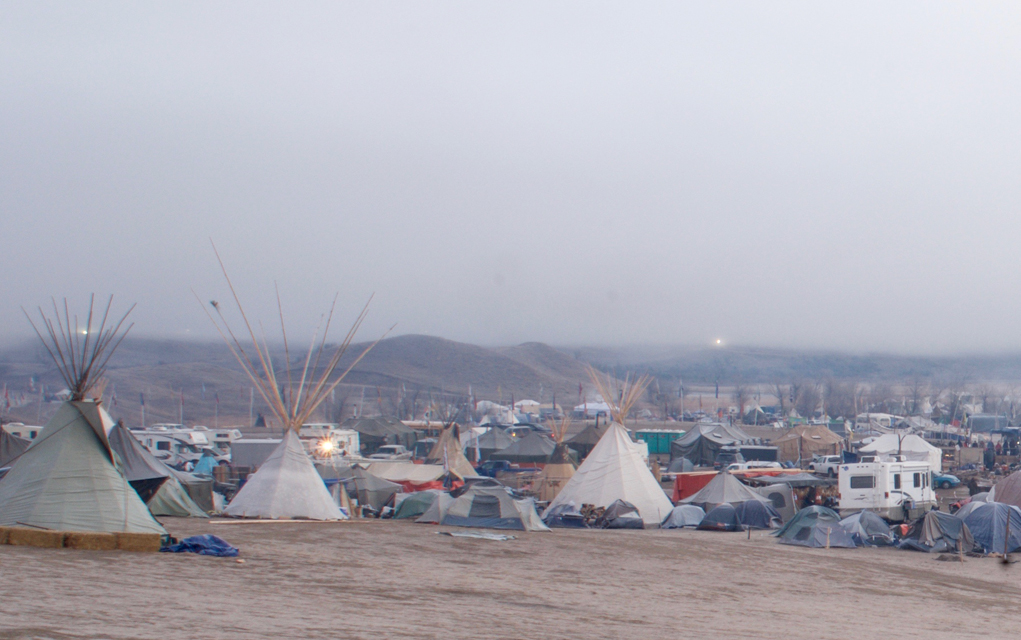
[837,456,935,522]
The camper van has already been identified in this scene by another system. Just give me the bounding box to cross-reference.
[837,456,936,522]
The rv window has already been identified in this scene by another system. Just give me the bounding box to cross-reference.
[893,474,901,490]
[157,441,171,451]
[30,431,38,439]
[849,476,875,489]
[913,473,921,488]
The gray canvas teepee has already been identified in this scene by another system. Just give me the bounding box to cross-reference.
[201,247,385,519]
[0,297,166,535]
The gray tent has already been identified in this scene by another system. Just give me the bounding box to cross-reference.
[490,432,556,463]
[566,422,609,459]
[338,466,402,511]
[681,472,772,511]
[439,485,549,531]
[0,401,166,535]
[754,483,797,524]
[465,427,513,461]
[342,416,417,454]
[393,490,440,520]
[0,430,30,468]
[670,423,751,467]
[839,510,893,546]
[661,504,706,529]
[961,502,1021,554]
[774,505,841,539]
[899,510,974,553]
[108,422,209,517]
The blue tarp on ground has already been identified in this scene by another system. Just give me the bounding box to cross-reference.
[161,534,239,557]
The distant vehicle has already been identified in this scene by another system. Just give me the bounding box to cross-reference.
[933,472,961,490]
[412,438,437,460]
[505,426,535,439]
[1,423,42,440]
[808,455,843,477]
[726,461,783,472]
[713,450,745,470]
[368,444,412,461]
[838,456,936,521]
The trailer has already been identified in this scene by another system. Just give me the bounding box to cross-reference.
[837,455,936,522]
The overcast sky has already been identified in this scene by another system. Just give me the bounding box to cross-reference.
[3,3,1021,354]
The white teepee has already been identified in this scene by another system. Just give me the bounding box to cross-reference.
[224,430,344,520]
[543,423,672,526]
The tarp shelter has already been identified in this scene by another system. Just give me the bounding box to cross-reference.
[698,504,743,531]
[661,504,706,529]
[0,400,166,535]
[367,461,451,492]
[839,511,893,546]
[566,422,609,460]
[733,500,782,529]
[858,434,942,471]
[772,425,844,464]
[464,427,514,462]
[393,490,440,520]
[107,422,209,518]
[224,430,345,520]
[755,473,834,488]
[440,485,549,531]
[680,472,771,511]
[536,443,576,502]
[193,453,218,476]
[0,431,29,468]
[754,484,797,524]
[337,466,402,512]
[962,502,1021,554]
[596,499,644,529]
[670,423,752,467]
[544,423,673,526]
[342,416,417,454]
[990,470,1021,509]
[425,425,479,480]
[899,511,974,553]
[490,432,556,463]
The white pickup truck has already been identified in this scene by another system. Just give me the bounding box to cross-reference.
[368,444,413,461]
[808,455,843,477]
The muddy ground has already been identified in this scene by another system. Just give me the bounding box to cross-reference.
[1,517,1019,640]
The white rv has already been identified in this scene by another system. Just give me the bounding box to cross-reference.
[299,423,360,460]
[838,455,936,522]
[130,425,229,467]
[1,423,43,440]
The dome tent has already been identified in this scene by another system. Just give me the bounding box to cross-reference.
[680,471,772,511]
[439,485,549,531]
[661,504,706,529]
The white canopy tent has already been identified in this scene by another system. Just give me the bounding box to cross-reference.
[858,433,942,471]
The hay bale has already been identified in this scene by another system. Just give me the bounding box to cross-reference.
[115,532,162,552]
[64,531,118,551]
[7,527,64,549]
[0,527,11,545]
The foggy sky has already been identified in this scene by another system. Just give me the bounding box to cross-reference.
[3,3,1021,354]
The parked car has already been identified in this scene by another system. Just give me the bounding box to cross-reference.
[477,460,540,478]
[808,455,843,477]
[933,472,961,490]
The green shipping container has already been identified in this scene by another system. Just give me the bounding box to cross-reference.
[635,430,686,455]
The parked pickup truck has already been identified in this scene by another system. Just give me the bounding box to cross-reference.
[477,460,541,478]
[808,455,843,477]
[368,445,413,461]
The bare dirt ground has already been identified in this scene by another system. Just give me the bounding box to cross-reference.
[2,517,1020,640]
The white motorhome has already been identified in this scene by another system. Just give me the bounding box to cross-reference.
[191,425,243,454]
[854,413,901,431]
[1,423,43,440]
[130,425,228,467]
[299,423,360,460]
[838,455,936,522]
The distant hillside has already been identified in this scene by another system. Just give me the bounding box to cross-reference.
[0,334,592,427]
